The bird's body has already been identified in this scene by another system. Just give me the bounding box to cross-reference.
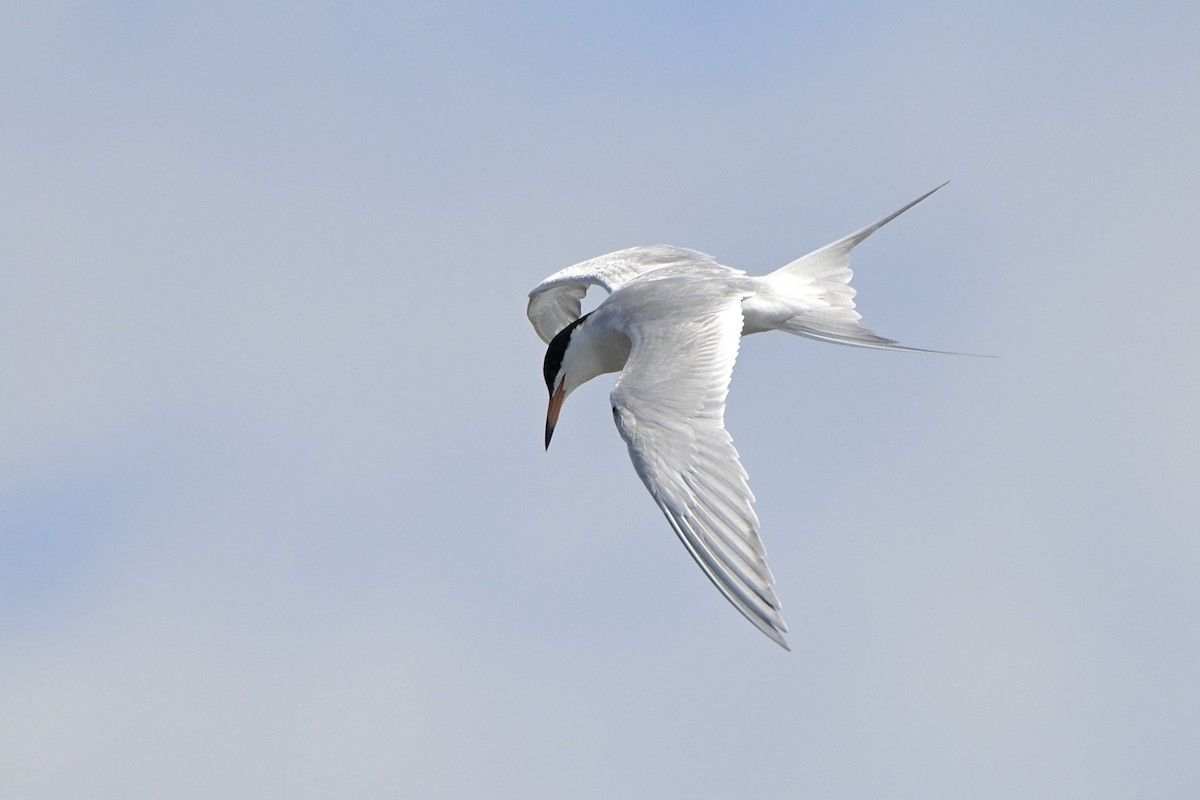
[528,185,957,649]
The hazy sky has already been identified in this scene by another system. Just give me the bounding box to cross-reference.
[3,2,1198,798]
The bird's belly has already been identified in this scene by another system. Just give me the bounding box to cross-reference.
[741,295,798,335]
[740,281,826,335]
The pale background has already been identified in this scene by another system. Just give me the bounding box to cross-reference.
[3,2,1198,798]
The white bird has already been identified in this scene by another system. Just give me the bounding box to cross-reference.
[528,184,960,649]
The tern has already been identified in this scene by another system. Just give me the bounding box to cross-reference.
[528,184,961,649]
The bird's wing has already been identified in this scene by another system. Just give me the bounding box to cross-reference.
[609,286,789,649]
[527,245,722,343]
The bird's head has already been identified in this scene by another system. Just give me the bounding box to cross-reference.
[541,314,591,450]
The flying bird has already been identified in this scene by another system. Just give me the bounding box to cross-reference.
[527,184,960,649]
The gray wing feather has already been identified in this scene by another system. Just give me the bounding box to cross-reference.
[609,286,789,649]
[526,246,723,343]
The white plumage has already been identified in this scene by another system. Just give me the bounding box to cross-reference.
[528,184,955,649]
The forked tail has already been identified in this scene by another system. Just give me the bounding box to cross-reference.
[763,183,968,354]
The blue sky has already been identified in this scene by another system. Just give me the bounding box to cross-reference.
[2,2,1198,797]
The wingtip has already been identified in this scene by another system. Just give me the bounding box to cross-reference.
[762,616,791,650]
